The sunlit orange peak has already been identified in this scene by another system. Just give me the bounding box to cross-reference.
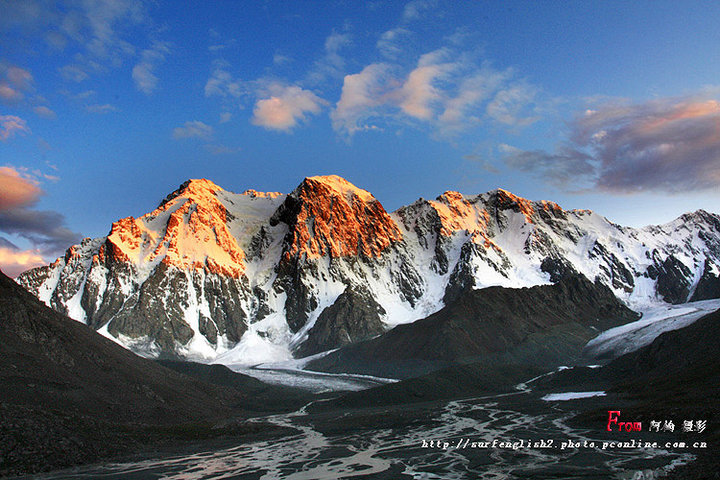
[303,175,376,203]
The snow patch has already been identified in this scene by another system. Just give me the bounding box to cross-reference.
[584,298,720,359]
[542,391,606,401]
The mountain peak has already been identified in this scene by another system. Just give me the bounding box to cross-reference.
[299,175,376,204]
[273,175,402,260]
[105,177,245,278]
[159,178,223,208]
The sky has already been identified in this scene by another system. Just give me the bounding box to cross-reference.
[1,0,720,276]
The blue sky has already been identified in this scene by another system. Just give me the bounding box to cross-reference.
[1,1,720,275]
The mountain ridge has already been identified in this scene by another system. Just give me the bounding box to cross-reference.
[17,175,720,362]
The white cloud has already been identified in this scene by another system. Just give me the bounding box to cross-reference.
[73,0,145,61]
[6,66,33,90]
[486,83,540,126]
[325,31,351,54]
[59,64,89,82]
[132,42,170,94]
[402,0,437,22]
[399,52,453,120]
[0,115,30,141]
[205,144,240,155]
[251,84,326,132]
[377,28,411,59]
[204,63,245,99]
[219,112,232,123]
[8,0,151,86]
[273,53,291,65]
[306,31,352,85]
[331,44,541,137]
[173,120,214,140]
[438,68,510,132]
[0,84,23,102]
[332,63,393,134]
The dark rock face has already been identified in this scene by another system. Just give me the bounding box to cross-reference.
[95,263,249,354]
[199,273,250,343]
[540,256,578,283]
[296,286,387,357]
[107,263,194,352]
[309,274,639,378]
[273,258,319,333]
[442,243,478,305]
[589,242,635,293]
[647,254,693,304]
[689,259,720,301]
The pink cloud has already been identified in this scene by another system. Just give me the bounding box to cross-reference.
[0,115,30,141]
[0,66,33,104]
[503,97,720,193]
[0,246,46,277]
[34,106,56,119]
[0,166,42,210]
[252,85,325,132]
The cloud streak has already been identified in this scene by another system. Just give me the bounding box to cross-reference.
[502,97,720,193]
[0,115,30,141]
[85,103,118,114]
[132,42,170,94]
[172,121,214,140]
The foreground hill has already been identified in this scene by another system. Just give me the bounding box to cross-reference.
[525,307,720,479]
[0,270,310,476]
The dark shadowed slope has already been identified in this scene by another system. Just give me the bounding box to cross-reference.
[0,270,310,476]
[531,308,720,479]
[535,307,720,404]
[308,274,639,379]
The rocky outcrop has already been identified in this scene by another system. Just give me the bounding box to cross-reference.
[689,259,720,301]
[646,254,693,304]
[295,285,386,357]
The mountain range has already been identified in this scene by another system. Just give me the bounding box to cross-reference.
[16,175,720,362]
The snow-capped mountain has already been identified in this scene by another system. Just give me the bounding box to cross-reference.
[17,175,720,363]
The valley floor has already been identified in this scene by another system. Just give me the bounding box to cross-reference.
[14,383,702,480]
